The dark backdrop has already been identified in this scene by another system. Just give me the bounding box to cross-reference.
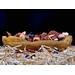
[0,9,75,45]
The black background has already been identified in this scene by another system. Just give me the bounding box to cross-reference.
[0,9,75,45]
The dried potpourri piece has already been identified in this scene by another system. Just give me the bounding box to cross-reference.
[48,30,60,36]
[15,32,22,37]
[48,30,60,40]
[40,32,48,40]
[33,35,40,41]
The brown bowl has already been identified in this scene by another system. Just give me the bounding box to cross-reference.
[2,35,73,52]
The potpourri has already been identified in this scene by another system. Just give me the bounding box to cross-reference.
[0,30,73,65]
